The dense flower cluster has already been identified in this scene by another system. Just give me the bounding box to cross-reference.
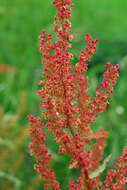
[28,0,127,189]
[101,146,127,190]
[28,115,60,189]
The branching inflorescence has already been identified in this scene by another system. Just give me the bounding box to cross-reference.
[28,0,127,189]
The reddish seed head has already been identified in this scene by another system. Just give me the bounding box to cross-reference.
[94,39,99,44]
[71,3,75,7]
[105,62,111,67]
[44,184,49,189]
[41,29,46,34]
[47,34,54,40]
[38,35,43,39]
[96,87,100,91]
[115,64,119,69]
[39,80,45,85]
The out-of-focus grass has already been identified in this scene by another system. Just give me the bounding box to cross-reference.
[0,0,127,189]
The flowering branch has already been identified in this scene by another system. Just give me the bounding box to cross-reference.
[28,0,127,190]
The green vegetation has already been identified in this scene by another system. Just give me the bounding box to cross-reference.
[0,0,127,189]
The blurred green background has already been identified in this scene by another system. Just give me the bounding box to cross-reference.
[0,0,127,189]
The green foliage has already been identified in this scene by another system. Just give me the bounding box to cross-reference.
[0,0,127,189]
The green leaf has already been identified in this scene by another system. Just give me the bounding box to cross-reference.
[89,154,111,179]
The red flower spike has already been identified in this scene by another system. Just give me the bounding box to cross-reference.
[27,0,127,190]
